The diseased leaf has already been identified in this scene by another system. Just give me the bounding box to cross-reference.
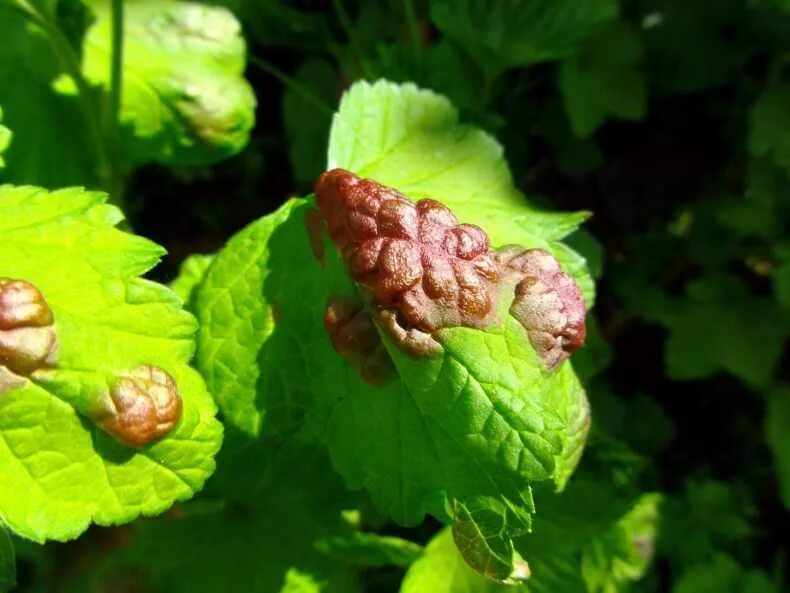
[430,0,618,81]
[0,524,14,593]
[559,23,647,137]
[0,185,222,542]
[327,80,595,305]
[196,80,592,579]
[765,388,790,508]
[82,0,256,167]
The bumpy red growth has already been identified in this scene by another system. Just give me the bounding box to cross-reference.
[315,169,500,333]
[0,278,58,387]
[98,364,183,447]
[324,297,394,385]
[314,169,586,368]
[497,247,586,369]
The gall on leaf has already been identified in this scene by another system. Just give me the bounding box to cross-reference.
[324,296,394,385]
[0,278,57,393]
[497,247,587,369]
[313,169,586,369]
[96,364,183,447]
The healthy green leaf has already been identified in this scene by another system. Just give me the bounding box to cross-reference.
[63,437,362,593]
[0,524,14,593]
[640,274,786,385]
[748,85,790,173]
[0,6,98,187]
[0,185,222,542]
[401,484,661,593]
[170,253,215,312]
[672,554,778,593]
[283,58,340,189]
[430,0,618,81]
[765,388,790,508]
[0,106,10,169]
[81,0,256,167]
[315,532,423,568]
[559,23,647,137]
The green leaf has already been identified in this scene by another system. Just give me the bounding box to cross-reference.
[0,7,98,187]
[283,59,340,189]
[82,0,256,167]
[430,0,618,81]
[315,532,423,568]
[197,80,593,579]
[327,80,595,304]
[0,106,10,169]
[659,480,755,569]
[559,23,647,137]
[400,528,512,593]
[0,185,222,542]
[765,388,790,508]
[63,437,362,593]
[774,239,790,310]
[401,484,661,593]
[673,555,778,593]
[0,524,14,593]
[748,85,790,173]
[580,493,661,593]
[170,253,215,312]
[643,274,786,385]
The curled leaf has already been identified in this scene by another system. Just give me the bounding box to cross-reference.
[97,364,183,447]
[0,278,57,386]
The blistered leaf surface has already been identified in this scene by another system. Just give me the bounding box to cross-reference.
[0,185,222,542]
[197,81,592,577]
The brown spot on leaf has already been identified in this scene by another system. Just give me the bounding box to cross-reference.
[304,207,326,264]
[97,365,183,447]
[0,278,58,391]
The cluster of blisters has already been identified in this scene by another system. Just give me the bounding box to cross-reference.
[97,364,183,447]
[496,247,586,369]
[315,168,501,355]
[0,278,58,393]
[313,169,587,370]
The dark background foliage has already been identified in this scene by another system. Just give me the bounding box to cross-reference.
[3,0,789,591]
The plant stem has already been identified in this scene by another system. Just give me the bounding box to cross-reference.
[403,0,421,56]
[248,55,334,116]
[14,0,113,193]
[107,0,125,203]
[331,0,372,79]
